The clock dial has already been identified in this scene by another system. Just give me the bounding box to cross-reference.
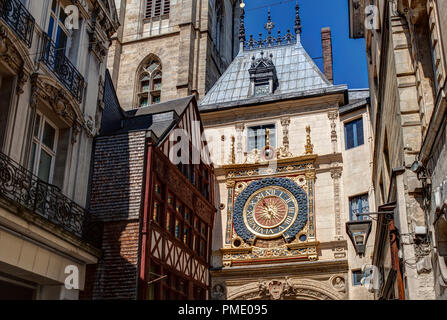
[243,186,298,239]
[254,196,287,228]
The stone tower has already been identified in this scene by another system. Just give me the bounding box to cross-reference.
[108,0,240,110]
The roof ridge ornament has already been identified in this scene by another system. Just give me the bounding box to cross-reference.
[243,7,298,51]
[295,1,302,35]
[239,0,246,43]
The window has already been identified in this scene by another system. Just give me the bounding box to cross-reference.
[349,194,370,221]
[344,117,364,150]
[247,124,276,152]
[29,113,58,184]
[47,0,70,56]
[352,270,363,286]
[145,0,170,19]
[158,270,188,300]
[213,0,224,52]
[137,57,162,107]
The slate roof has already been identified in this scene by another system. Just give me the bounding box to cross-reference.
[101,74,194,144]
[199,40,347,111]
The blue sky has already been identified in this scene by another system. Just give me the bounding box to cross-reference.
[243,0,369,89]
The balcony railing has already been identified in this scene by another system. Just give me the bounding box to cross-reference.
[0,0,35,48]
[40,33,84,103]
[0,151,88,239]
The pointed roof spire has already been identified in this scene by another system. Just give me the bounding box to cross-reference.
[239,0,246,43]
[295,1,302,35]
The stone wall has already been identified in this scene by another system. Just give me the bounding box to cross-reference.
[202,94,374,299]
[108,0,238,110]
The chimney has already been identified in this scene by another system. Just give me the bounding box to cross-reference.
[321,27,334,83]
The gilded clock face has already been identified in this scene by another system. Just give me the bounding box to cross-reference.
[243,186,298,239]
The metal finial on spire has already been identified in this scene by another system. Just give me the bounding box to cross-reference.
[264,8,275,35]
[239,1,246,42]
[295,1,302,35]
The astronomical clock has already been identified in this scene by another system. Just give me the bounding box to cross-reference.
[221,127,319,267]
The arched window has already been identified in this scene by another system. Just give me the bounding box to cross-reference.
[213,0,224,52]
[137,57,162,107]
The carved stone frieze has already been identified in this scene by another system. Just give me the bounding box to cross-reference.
[30,74,87,144]
[227,277,346,300]
[330,166,343,240]
[328,110,338,153]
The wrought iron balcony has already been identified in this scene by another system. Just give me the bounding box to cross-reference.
[40,33,84,103]
[0,0,35,48]
[0,151,88,240]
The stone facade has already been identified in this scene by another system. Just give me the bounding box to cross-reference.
[351,0,447,300]
[107,0,240,109]
[199,7,375,299]
[0,0,118,299]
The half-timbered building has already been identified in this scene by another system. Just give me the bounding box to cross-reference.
[83,71,215,299]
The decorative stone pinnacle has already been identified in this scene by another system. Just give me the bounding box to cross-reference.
[305,125,314,154]
[239,2,246,42]
[264,8,275,35]
[295,1,302,35]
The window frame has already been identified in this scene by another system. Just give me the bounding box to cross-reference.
[47,0,71,55]
[344,116,365,150]
[246,123,276,152]
[137,58,162,107]
[29,111,59,184]
[352,269,363,286]
[349,193,370,221]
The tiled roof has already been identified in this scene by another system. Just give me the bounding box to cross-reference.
[199,41,337,110]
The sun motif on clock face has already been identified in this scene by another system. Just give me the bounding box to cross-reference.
[243,186,299,239]
[254,196,287,228]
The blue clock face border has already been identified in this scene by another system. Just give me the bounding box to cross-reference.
[233,177,308,244]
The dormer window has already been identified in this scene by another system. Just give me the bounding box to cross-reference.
[248,51,278,96]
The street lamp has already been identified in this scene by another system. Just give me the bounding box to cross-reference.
[346,220,372,256]
[346,208,395,257]
[240,0,245,8]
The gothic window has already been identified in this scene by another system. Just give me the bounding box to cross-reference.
[349,194,369,221]
[145,0,170,19]
[137,57,162,107]
[247,124,276,152]
[344,117,364,150]
[213,0,224,51]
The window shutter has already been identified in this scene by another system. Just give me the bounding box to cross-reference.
[154,0,162,17]
[145,0,153,18]
[163,0,170,15]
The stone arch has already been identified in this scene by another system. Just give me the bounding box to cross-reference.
[227,278,345,300]
[133,53,162,108]
[31,74,86,135]
[0,25,34,74]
